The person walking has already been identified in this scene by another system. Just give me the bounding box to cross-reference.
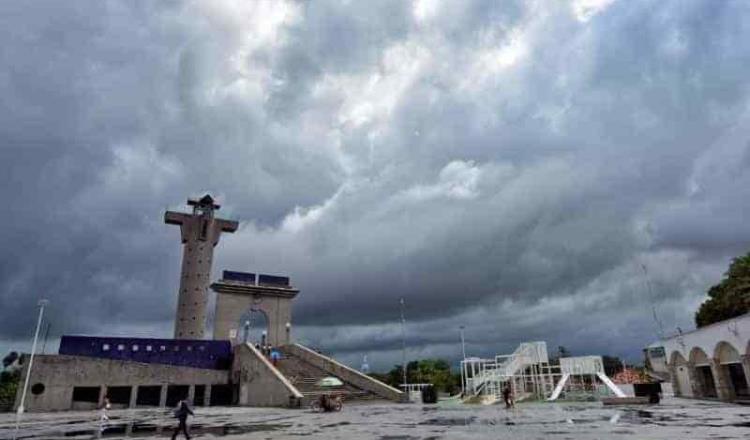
[98,396,111,434]
[171,398,194,440]
[270,347,281,366]
[502,384,514,409]
[99,396,111,422]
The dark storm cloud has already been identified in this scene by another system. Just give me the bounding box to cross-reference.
[2,0,750,369]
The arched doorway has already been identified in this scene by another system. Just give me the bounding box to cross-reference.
[689,347,716,398]
[670,351,692,397]
[238,308,269,347]
[211,271,299,346]
[714,341,748,399]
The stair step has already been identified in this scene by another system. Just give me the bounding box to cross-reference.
[272,346,376,402]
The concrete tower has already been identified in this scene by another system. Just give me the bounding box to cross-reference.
[165,195,238,339]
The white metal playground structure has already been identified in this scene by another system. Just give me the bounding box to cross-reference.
[460,342,626,404]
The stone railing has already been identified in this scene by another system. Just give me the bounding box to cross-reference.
[232,343,303,407]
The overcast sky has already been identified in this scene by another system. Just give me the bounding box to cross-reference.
[1,0,749,370]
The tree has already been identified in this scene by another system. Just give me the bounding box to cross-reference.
[2,352,18,369]
[602,355,624,377]
[695,252,750,327]
[549,346,570,366]
[0,352,21,412]
[558,346,570,358]
[374,359,461,394]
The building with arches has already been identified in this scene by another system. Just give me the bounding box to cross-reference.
[646,313,750,403]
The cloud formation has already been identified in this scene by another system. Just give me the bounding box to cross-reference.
[1,0,749,369]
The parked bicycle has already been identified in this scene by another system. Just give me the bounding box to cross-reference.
[310,393,343,412]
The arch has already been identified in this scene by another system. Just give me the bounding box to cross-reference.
[212,275,298,347]
[670,351,687,366]
[714,341,741,365]
[689,347,710,366]
[714,340,749,399]
[689,347,718,398]
[238,308,269,346]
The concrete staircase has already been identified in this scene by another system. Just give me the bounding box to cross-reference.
[275,347,375,404]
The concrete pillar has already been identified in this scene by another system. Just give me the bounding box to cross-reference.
[686,362,702,398]
[668,365,681,397]
[99,385,108,406]
[711,359,733,401]
[188,385,195,404]
[204,385,212,407]
[159,384,168,408]
[129,386,138,409]
[741,355,750,394]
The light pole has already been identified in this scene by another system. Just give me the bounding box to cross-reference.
[17,299,49,415]
[285,322,291,344]
[459,326,466,360]
[400,298,407,394]
[243,320,250,344]
[459,326,466,396]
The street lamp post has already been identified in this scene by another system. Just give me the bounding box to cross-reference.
[400,298,407,399]
[459,326,466,395]
[243,320,250,344]
[459,326,466,360]
[17,299,49,415]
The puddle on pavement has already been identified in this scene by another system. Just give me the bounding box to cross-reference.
[420,416,477,426]
[319,421,351,428]
[5,421,292,439]
[414,405,750,432]
[104,422,289,437]
[6,403,750,439]
[378,436,420,440]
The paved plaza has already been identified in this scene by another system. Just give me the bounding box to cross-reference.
[1,398,748,440]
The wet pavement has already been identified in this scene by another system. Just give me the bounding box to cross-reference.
[0,397,748,439]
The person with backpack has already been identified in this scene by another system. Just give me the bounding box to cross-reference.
[171,397,194,440]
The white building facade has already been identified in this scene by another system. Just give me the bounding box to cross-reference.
[646,313,750,402]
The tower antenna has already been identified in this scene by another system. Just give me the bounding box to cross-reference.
[640,263,665,339]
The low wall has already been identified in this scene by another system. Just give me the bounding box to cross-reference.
[15,354,229,412]
[232,344,303,407]
[286,344,402,402]
[617,384,634,397]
